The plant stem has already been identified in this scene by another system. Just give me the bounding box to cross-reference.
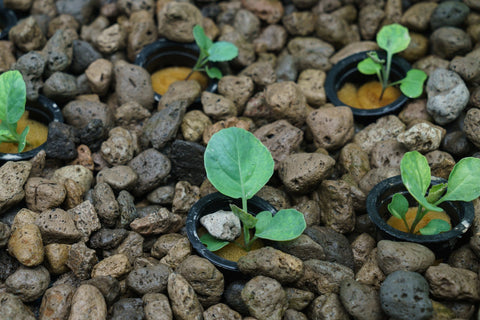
[241,196,251,249]
[409,205,425,234]
[379,52,393,101]
[185,56,209,80]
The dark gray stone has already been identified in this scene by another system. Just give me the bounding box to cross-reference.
[304,226,354,270]
[56,0,97,25]
[224,280,249,316]
[89,228,129,250]
[43,71,78,102]
[71,40,102,74]
[45,122,79,160]
[430,1,470,30]
[380,270,433,320]
[170,140,206,185]
[117,190,137,229]
[83,275,121,306]
[128,149,171,196]
[143,101,187,149]
[78,119,108,152]
[0,249,20,282]
[126,264,171,295]
[110,298,144,320]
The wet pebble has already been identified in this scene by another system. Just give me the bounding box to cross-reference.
[379,270,433,320]
[44,243,71,274]
[110,298,144,320]
[39,284,74,320]
[242,275,288,320]
[143,293,172,320]
[430,27,472,60]
[128,149,171,196]
[8,223,44,267]
[89,228,129,250]
[430,1,470,30]
[377,240,435,275]
[92,182,119,227]
[339,279,384,320]
[91,253,132,279]
[167,273,204,320]
[126,263,171,295]
[204,303,242,320]
[6,265,50,302]
[69,284,107,320]
[0,292,35,319]
[274,234,326,261]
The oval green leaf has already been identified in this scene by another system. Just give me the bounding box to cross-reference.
[357,57,382,75]
[399,69,427,98]
[208,42,239,62]
[401,151,442,212]
[255,209,306,241]
[230,204,257,229]
[377,24,411,55]
[419,219,451,235]
[439,157,480,203]
[200,233,230,251]
[204,127,274,200]
[193,25,212,53]
[0,70,26,124]
[388,193,408,220]
[205,66,222,79]
[17,126,29,152]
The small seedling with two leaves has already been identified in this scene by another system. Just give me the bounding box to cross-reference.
[201,127,306,252]
[388,151,480,235]
[357,23,427,100]
[0,70,29,152]
[185,25,239,81]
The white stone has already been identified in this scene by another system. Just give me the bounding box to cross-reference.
[200,210,241,241]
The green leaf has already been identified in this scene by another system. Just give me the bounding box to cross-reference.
[17,126,29,152]
[204,127,274,200]
[388,193,408,220]
[205,66,222,79]
[230,204,257,229]
[357,56,382,75]
[426,183,447,204]
[419,219,451,235]
[438,157,480,203]
[207,42,239,62]
[255,209,306,241]
[377,24,411,55]
[399,69,427,98]
[200,233,230,251]
[193,25,212,53]
[0,70,26,124]
[401,151,442,212]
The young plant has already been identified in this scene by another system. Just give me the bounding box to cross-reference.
[201,127,306,251]
[185,25,239,81]
[0,70,29,152]
[388,151,480,235]
[357,23,427,100]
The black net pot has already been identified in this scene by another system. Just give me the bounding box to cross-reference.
[325,51,411,122]
[0,95,63,163]
[366,175,474,258]
[134,38,218,104]
[186,192,277,273]
[0,6,17,40]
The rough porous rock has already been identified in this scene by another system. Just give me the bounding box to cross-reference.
[354,115,406,155]
[62,100,114,130]
[91,253,132,279]
[295,259,354,295]
[463,106,480,148]
[426,68,470,125]
[264,81,308,127]
[425,263,480,301]
[128,149,171,196]
[241,0,284,24]
[6,265,50,302]
[8,16,46,52]
[278,152,335,194]
[0,161,32,214]
[143,293,172,320]
[316,180,355,234]
[204,303,242,320]
[217,76,255,114]
[287,37,334,71]
[177,255,224,308]
[254,120,303,169]
[297,69,326,107]
[39,284,75,320]
[253,24,287,52]
[8,223,44,267]
[69,284,108,320]
[167,273,204,320]
[241,276,288,320]
[370,139,407,169]
[200,210,241,241]
[100,127,137,166]
[66,241,98,280]
[35,208,82,244]
[338,143,371,183]
[396,122,443,153]
[380,270,433,320]
[157,2,202,43]
[44,243,71,275]
[238,247,304,284]
[43,72,78,102]
[127,263,171,295]
[114,61,155,109]
[129,207,182,236]
[0,292,35,319]
[430,27,472,60]
[127,10,157,61]
[339,279,384,320]
[307,293,350,320]
[401,2,438,32]
[92,182,120,227]
[24,177,66,212]
[377,240,436,275]
[274,234,326,261]
[282,11,315,36]
[307,106,354,150]
[240,61,277,88]
[96,165,138,192]
[202,91,237,120]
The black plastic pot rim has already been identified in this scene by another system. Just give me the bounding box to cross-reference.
[134,38,218,103]
[0,95,63,162]
[325,50,411,119]
[186,192,277,272]
[366,175,474,244]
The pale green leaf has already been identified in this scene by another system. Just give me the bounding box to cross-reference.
[0,70,26,124]
[204,127,274,200]
[254,209,306,241]
[388,193,408,220]
[208,42,239,62]
[377,24,411,55]
[357,56,382,75]
[17,126,29,152]
[399,69,427,98]
[230,204,257,229]
[439,157,480,203]
[419,219,451,235]
[205,66,222,79]
[193,25,212,53]
[200,233,230,251]
[426,183,447,204]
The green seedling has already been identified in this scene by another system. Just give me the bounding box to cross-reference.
[388,151,480,235]
[357,23,427,100]
[185,25,239,81]
[202,127,306,251]
[0,70,29,152]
